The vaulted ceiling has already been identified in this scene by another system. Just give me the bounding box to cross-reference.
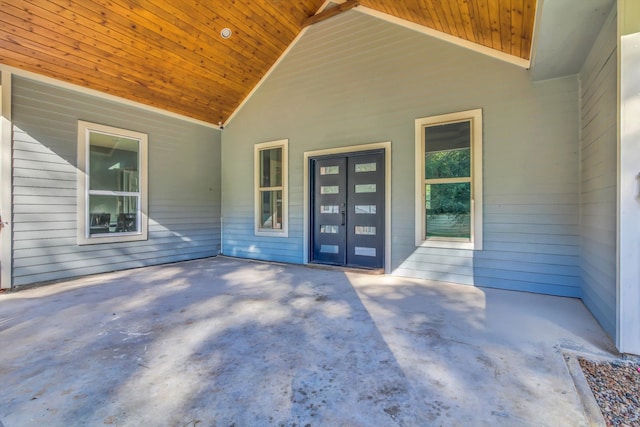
[0,1,537,126]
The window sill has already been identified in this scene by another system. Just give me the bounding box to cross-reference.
[78,232,148,245]
[255,229,288,238]
[415,239,481,251]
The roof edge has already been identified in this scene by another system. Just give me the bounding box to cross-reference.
[0,64,221,130]
[357,6,530,69]
[224,27,311,127]
[225,3,531,127]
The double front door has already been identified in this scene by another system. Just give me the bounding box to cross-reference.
[310,150,385,269]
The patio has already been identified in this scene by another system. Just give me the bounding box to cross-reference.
[0,257,615,426]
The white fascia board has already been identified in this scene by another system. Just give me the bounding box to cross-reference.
[224,27,310,127]
[527,0,545,69]
[223,0,348,126]
[0,72,13,289]
[225,4,530,127]
[356,6,531,69]
[0,64,220,130]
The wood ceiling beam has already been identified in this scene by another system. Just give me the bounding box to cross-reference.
[303,0,360,27]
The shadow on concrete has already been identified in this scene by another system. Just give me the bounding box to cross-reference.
[348,273,616,425]
[0,257,616,425]
[1,257,434,426]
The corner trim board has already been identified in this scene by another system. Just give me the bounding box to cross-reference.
[0,72,13,289]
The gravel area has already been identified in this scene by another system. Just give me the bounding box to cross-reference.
[579,357,640,426]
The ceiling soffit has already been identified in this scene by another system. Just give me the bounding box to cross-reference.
[0,1,537,125]
[359,0,536,61]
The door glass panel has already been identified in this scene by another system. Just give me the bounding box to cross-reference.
[321,225,339,234]
[355,184,376,193]
[320,166,340,175]
[320,205,339,214]
[320,244,339,254]
[355,205,376,214]
[355,163,376,173]
[355,226,376,235]
[425,183,471,239]
[354,247,376,257]
[321,185,339,194]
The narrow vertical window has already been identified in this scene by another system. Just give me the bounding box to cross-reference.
[78,121,148,244]
[415,110,483,250]
[255,139,288,237]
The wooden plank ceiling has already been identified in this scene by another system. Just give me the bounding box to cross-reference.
[0,1,537,126]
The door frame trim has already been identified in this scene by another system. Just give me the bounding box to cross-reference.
[303,141,391,273]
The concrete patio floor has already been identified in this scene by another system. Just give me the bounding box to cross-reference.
[0,256,616,426]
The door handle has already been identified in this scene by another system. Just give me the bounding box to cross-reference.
[341,203,346,226]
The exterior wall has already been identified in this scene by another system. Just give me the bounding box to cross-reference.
[222,11,581,296]
[11,76,221,286]
[578,7,617,337]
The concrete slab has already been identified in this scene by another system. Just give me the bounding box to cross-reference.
[0,257,616,426]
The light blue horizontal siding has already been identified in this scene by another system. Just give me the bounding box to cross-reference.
[12,251,217,285]
[223,216,303,264]
[11,76,221,287]
[578,6,617,337]
[401,252,579,276]
[222,10,582,296]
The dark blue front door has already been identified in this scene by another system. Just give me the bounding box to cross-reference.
[310,150,385,269]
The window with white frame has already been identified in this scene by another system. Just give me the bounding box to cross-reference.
[77,121,148,245]
[255,139,288,237]
[415,109,483,250]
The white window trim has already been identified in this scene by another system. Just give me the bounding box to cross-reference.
[77,121,148,245]
[415,109,483,250]
[254,139,288,237]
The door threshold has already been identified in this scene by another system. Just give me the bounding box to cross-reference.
[307,262,384,275]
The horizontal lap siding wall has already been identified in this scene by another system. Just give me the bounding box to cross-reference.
[222,11,580,296]
[12,77,221,286]
[579,8,617,336]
